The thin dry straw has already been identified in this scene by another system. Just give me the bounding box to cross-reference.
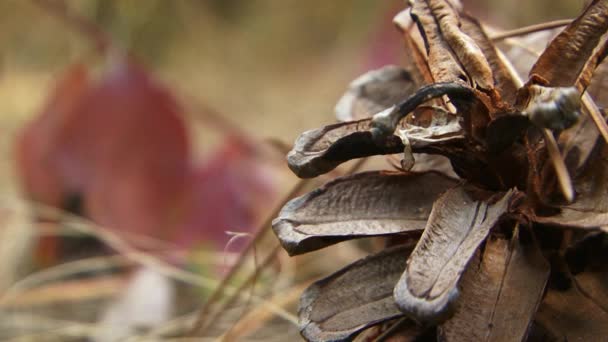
[490,19,572,41]
[190,157,369,335]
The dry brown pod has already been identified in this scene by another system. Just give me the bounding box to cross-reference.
[273,0,608,340]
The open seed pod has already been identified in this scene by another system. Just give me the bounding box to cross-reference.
[273,0,608,340]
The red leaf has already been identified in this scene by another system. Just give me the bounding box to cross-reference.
[17,59,274,257]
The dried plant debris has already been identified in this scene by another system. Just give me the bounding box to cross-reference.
[272,0,608,340]
[529,0,608,90]
[272,171,457,255]
[439,229,549,341]
[394,187,514,322]
[300,244,414,342]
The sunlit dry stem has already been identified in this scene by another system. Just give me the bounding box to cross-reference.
[198,244,282,335]
[218,244,281,336]
[490,19,573,42]
[190,157,369,335]
[582,92,608,144]
[190,178,310,334]
[541,129,574,202]
[370,82,474,141]
[523,85,582,202]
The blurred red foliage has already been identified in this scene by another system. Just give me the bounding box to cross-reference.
[16,58,275,260]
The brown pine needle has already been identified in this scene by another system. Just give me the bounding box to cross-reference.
[541,128,574,202]
[490,19,572,41]
[582,92,608,144]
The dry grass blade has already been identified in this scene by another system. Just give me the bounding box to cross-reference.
[489,19,572,41]
[535,144,608,228]
[189,178,309,334]
[221,282,309,341]
[194,245,282,334]
[18,203,298,328]
[541,128,574,202]
[0,255,132,307]
[2,313,98,341]
[192,158,368,335]
[582,92,608,146]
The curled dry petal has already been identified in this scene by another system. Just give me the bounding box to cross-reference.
[287,119,404,178]
[411,0,494,89]
[459,14,520,104]
[334,66,419,121]
[438,230,549,341]
[300,244,414,342]
[410,0,466,85]
[529,0,608,90]
[394,8,437,86]
[272,171,458,255]
[288,85,473,179]
[394,186,515,322]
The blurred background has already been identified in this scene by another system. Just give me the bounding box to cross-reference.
[0,0,583,340]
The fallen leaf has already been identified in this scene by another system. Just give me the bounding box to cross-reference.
[15,64,90,207]
[272,171,457,255]
[394,186,514,322]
